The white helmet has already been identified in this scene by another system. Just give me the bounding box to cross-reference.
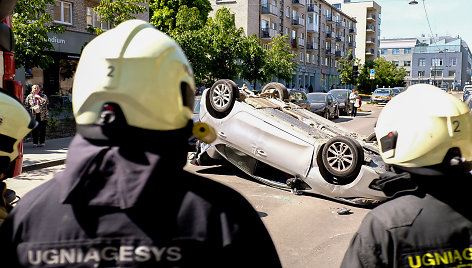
[0,91,36,175]
[73,20,195,140]
[375,84,472,168]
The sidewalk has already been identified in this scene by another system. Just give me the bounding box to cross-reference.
[22,137,73,172]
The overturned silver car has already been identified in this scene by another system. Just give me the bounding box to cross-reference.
[194,79,387,206]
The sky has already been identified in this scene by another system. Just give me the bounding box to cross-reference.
[351,0,472,47]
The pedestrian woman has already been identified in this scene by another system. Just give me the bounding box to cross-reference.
[25,85,48,147]
[349,88,360,117]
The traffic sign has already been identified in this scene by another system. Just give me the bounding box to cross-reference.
[369,69,375,80]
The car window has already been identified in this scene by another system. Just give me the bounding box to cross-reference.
[307,94,326,102]
[330,91,349,99]
[290,91,306,101]
[374,89,391,94]
[193,98,201,114]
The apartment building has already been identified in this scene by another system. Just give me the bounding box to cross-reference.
[380,36,472,90]
[209,0,357,91]
[327,0,381,65]
[379,38,417,86]
[19,0,148,96]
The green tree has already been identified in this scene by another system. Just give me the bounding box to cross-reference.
[11,0,64,69]
[170,5,207,85]
[265,34,297,83]
[357,58,407,93]
[199,8,245,85]
[239,34,269,89]
[150,0,212,33]
[336,49,360,86]
[91,0,149,35]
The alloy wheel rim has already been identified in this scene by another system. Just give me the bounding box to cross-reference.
[212,84,231,109]
[326,141,353,172]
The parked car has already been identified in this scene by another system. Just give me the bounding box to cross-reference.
[463,85,472,101]
[306,92,339,119]
[391,87,403,96]
[371,88,394,104]
[288,89,310,109]
[328,89,352,115]
[196,79,387,206]
[463,94,472,112]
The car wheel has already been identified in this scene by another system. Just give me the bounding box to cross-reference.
[206,79,239,119]
[321,136,364,180]
[365,132,376,143]
[261,82,289,101]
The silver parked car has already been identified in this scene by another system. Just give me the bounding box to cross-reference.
[195,79,387,206]
[328,89,352,115]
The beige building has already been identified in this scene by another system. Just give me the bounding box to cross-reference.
[209,0,357,91]
[326,0,381,64]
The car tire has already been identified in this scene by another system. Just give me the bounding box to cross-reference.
[321,136,364,180]
[261,82,289,101]
[206,79,239,119]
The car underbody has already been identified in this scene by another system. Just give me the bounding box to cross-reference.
[194,80,387,206]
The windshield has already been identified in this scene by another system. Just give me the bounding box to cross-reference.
[307,94,326,102]
[374,89,391,94]
[330,91,348,99]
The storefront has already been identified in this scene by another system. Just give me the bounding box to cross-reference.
[17,30,96,96]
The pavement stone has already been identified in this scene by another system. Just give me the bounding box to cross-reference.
[21,137,72,172]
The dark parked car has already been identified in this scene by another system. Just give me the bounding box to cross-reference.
[328,89,352,115]
[307,92,339,119]
[288,89,310,109]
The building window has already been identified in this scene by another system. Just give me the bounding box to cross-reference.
[449,70,456,77]
[392,49,399,54]
[306,53,310,63]
[432,58,443,66]
[86,7,111,30]
[450,57,457,66]
[404,48,411,54]
[418,71,425,77]
[431,70,442,77]
[286,7,290,17]
[404,61,411,66]
[393,61,399,66]
[381,49,388,54]
[300,52,304,62]
[418,58,425,66]
[406,71,410,76]
[54,1,72,25]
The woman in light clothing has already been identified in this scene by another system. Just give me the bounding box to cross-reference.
[25,85,49,147]
[349,88,360,117]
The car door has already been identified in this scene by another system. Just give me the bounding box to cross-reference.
[327,94,335,115]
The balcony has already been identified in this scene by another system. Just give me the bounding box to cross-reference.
[291,16,305,27]
[306,42,317,50]
[306,23,318,32]
[292,0,305,7]
[261,27,278,39]
[298,38,305,47]
[349,27,356,34]
[307,4,319,13]
[336,20,345,28]
[349,41,356,48]
[335,50,344,58]
[365,49,375,55]
[366,37,375,44]
[335,35,344,43]
[326,16,335,24]
[325,47,334,55]
[261,3,279,17]
[325,31,334,39]
[366,25,375,32]
[366,13,376,22]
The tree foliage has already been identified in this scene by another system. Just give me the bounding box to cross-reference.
[265,34,297,83]
[357,58,407,93]
[12,0,64,69]
[150,0,212,33]
[239,34,268,88]
[336,49,359,86]
[91,0,149,35]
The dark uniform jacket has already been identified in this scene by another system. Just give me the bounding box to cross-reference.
[341,171,472,268]
[0,135,281,267]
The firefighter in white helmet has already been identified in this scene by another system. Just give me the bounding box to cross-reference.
[0,20,281,267]
[342,84,472,267]
[0,90,36,226]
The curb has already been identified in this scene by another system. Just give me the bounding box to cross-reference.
[22,158,66,172]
